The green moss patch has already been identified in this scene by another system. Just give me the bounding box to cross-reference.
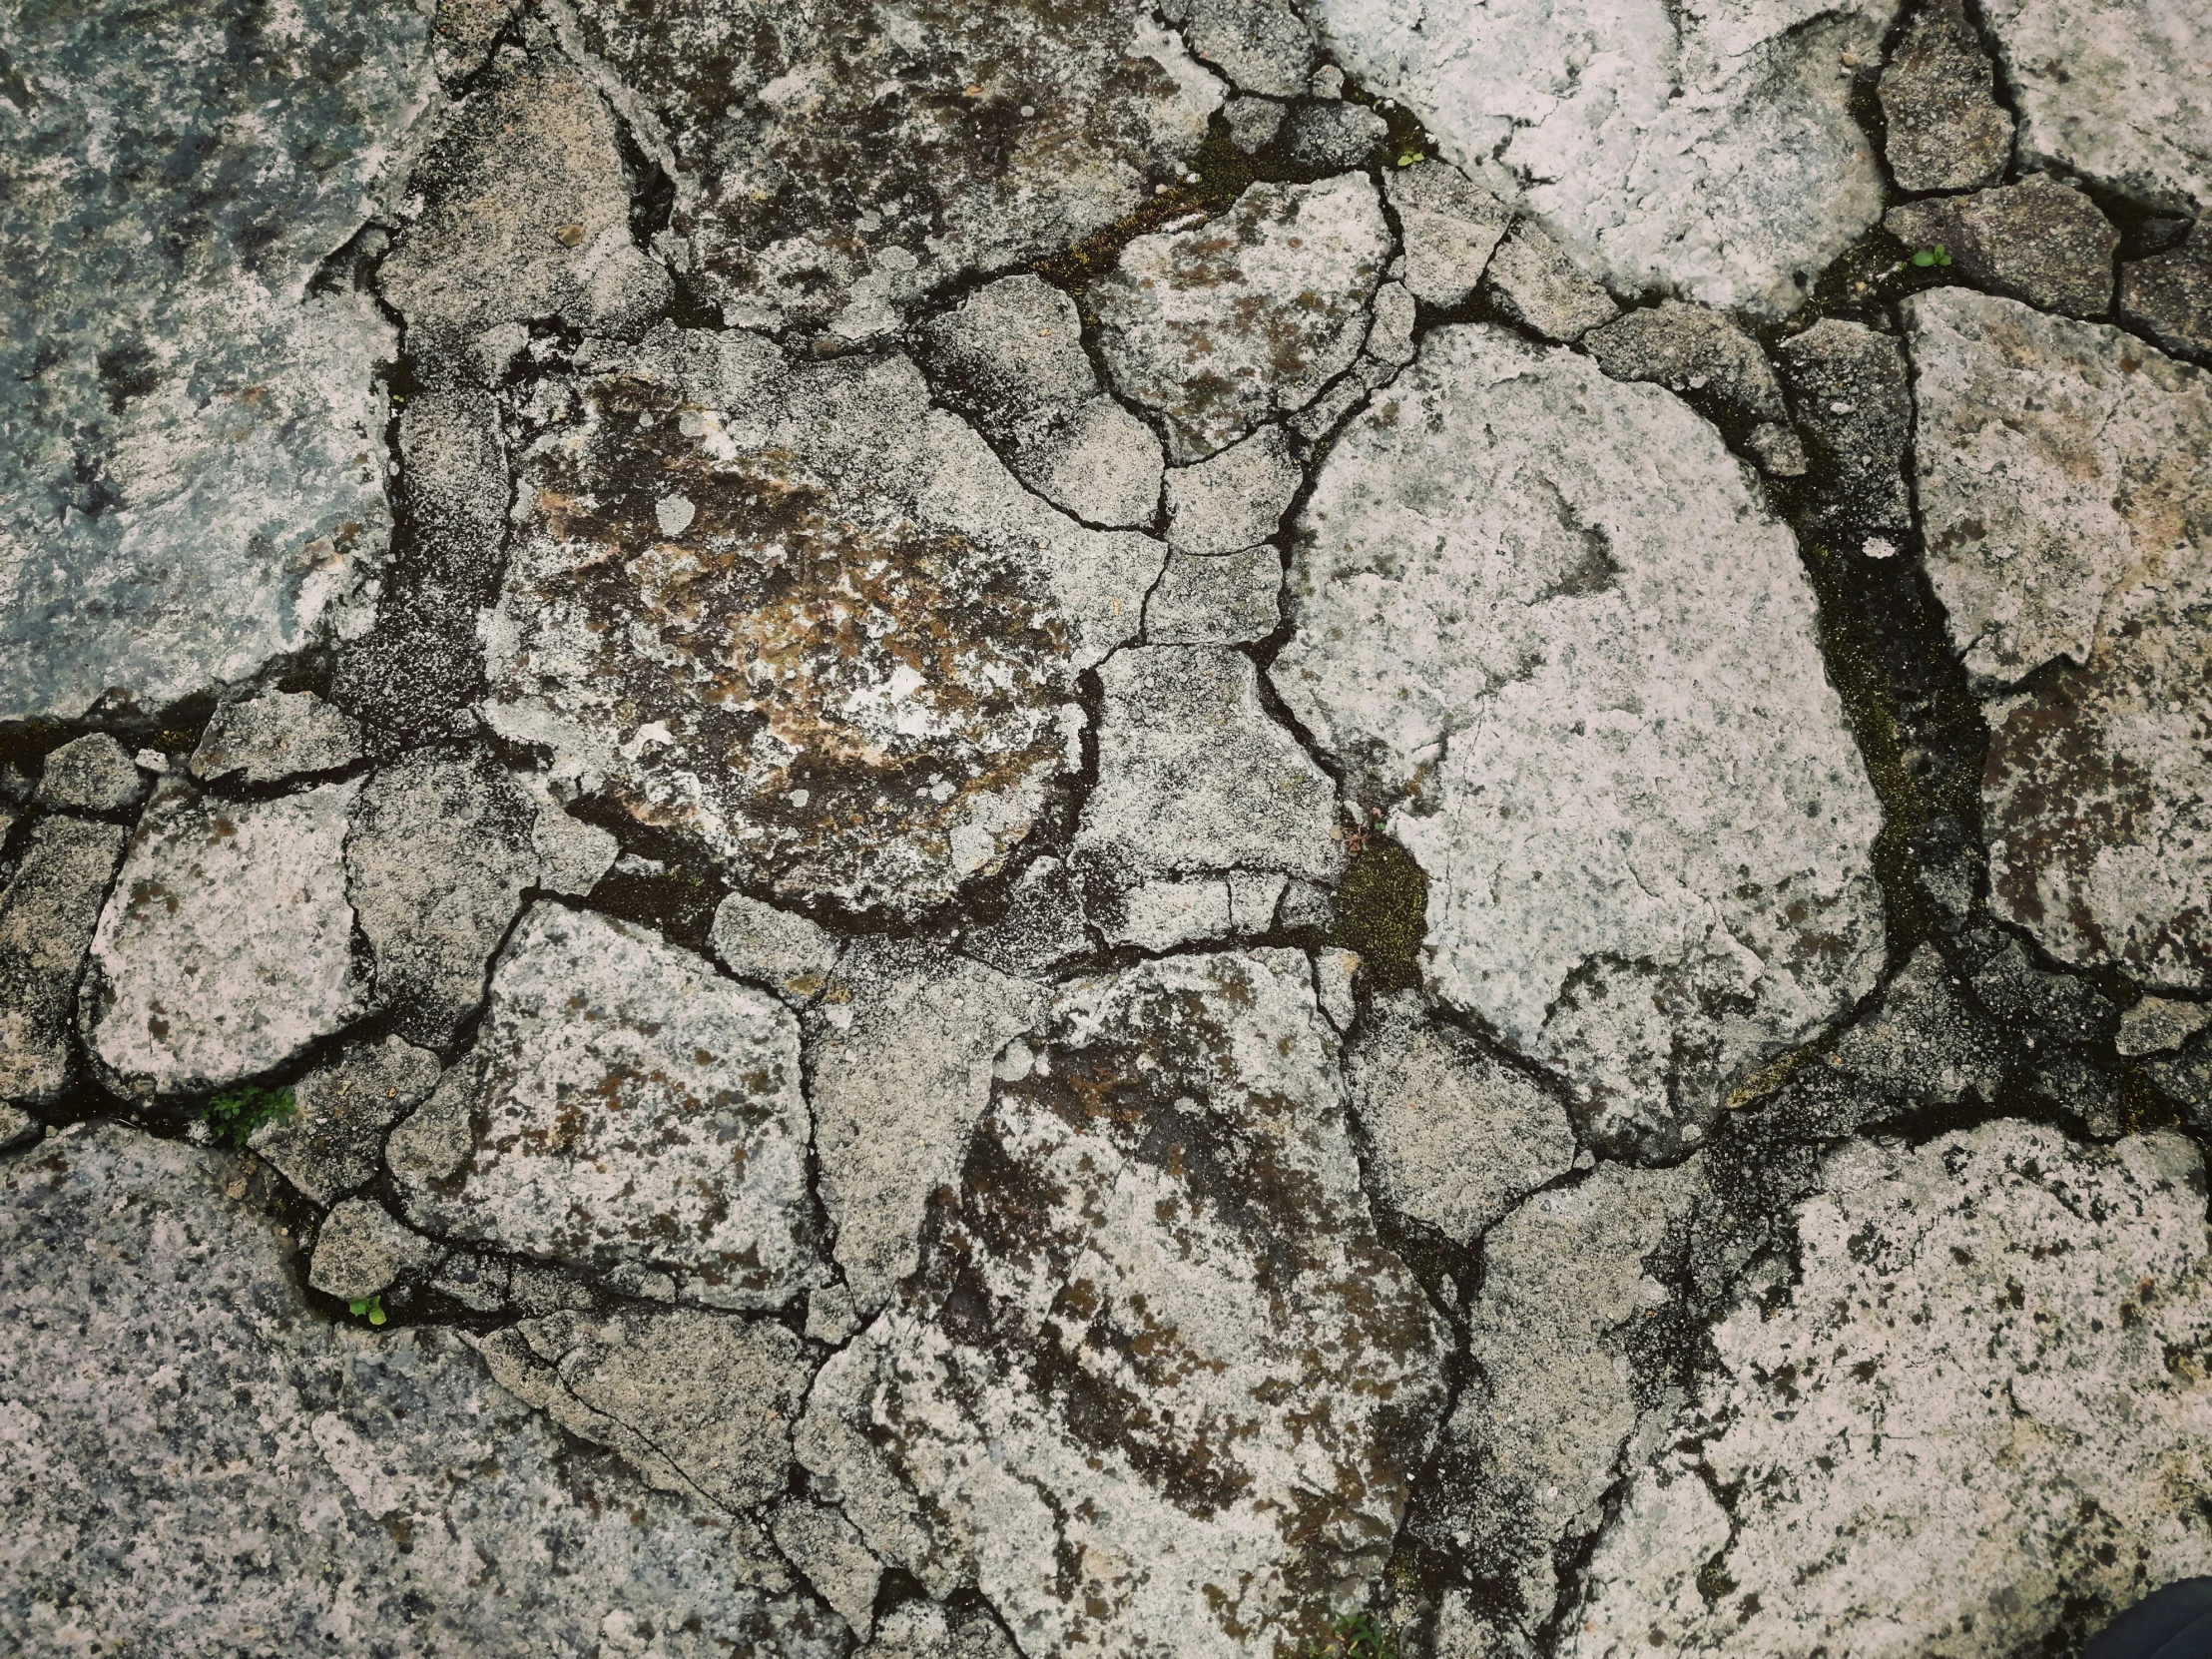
[1335,835,1429,989]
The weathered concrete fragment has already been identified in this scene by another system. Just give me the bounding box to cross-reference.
[799,951,1449,1659]
[1480,225,1619,341]
[1164,425,1304,555]
[1585,301,1788,422]
[1886,175,2119,318]
[35,734,146,814]
[1909,290,2211,986]
[775,1501,884,1637]
[250,1036,441,1206]
[1145,548,1283,644]
[1275,324,1885,1150]
[1161,0,1315,97]
[710,892,843,1006]
[389,902,818,1306]
[1878,0,2015,192]
[1774,316,1917,557]
[1092,175,1392,460]
[1382,163,1513,308]
[191,691,363,787]
[1563,1123,2212,1659]
[83,780,365,1097]
[2121,227,2212,359]
[0,818,126,1107]
[308,1199,443,1302]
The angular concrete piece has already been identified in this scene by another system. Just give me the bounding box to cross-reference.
[1383,163,1514,308]
[0,818,126,1107]
[1275,324,1885,1150]
[35,734,146,814]
[388,902,818,1306]
[1163,425,1303,555]
[1585,301,1788,423]
[250,1036,441,1206]
[1878,0,2015,192]
[191,691,364,787]
[1885,174,2119,318]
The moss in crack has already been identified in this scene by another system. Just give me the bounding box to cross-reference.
[587,861,719,951]
[1335,834,1429,990]
[1306,1611,1402,1659]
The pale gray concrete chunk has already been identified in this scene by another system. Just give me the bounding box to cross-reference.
[711,891,843,1006]
[1164,425,1303,555]
[347,749,540,1049]
[1224,95,1288,154]
[474,1307,807,1512]
[1162,0,1315,97]
[798,951,1448,1656]
[36,734,147,814]
[1284,101,1388,171]
[1979,0,2212,217]
[1312,0,1899,318]
[1562,1124,2212,1659]
[308,1199,443,1302]
[84,780,365,1097]
[1480,225,1619,341]
[1006,395,1164,528]
[916,276,1097,436]
[1584,301,1788,422]
[393,902,819,1306]
[1910,290,2212,986]
[1383,163,1514,308]
[190,691,363,787]
[0,818,125,1107]
[521,779,619,898]
[1878,0,2015,192]
[0,2,423,723]
[0,1103,36,1151]
[1348,992,1577,1244]
[1774,316,1916,555]
[0,1122,843,1657]
[1274,325,1885,1152]
[806,1283,861,1346]
[1093,175,1392,460]
[562,0,1220,338]
[860,1601,1019,1659]
[775,1501,883,1636]
[1146,547,1283,644]
[1366,279,1419,366]
[1099,876,1233,949]
[2119,995,2212,1057]
[1079,647,1343,883]
[807,940,1043,1316]
[2120,227,2212,360]
[960,855,1093,977]
[483,333,1154,916]
[1885,174,2119,319]
[249,1036,440,1206]
[1228,869,1289,933]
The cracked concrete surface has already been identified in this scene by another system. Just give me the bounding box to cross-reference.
[3,0,2211,1655]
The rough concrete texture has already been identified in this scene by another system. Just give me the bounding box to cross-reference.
[1909,289,2211,988]
[1092,174,1393,460]
[12,4,2212,1653]
[83,779,366,1098]
[798,951,1449,1659]
[1275,324,1884,1150]
[389,902,818,1307]
[1311,0,1900,316]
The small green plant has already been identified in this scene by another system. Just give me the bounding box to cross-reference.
[201,1082,295,1148]
[1909,243,1952,269]
[1310,1613,1400,1659]
[347,1295,387,1328]
[1396,152,1423,168]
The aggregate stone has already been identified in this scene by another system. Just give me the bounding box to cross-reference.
[1224,95,1289,154]
[958,856,1094,977]
[520,775,621,898]
[2120,226,2212,360]
[1478,225,1619,341]
[562,0,1221,338]
[482,326,1156,916]
[388,902,818,1308]
[1366,280,1420,368]
[347,748,543,1049]
[1979,0,2212,216]
[377,39,670,373]
[1413,1157,1706,1641]
[0,817,126,1109]
[1160,0,1316,98]
[83,779,366,1098]
[1163,424,1305,555]
[860,1601,1020,1659]
[0,0,425,723]
[2146,1034,2212,1124]
[34,733,147,814]
[1885,174,2120,319]
[1561,1122,2212,1659]
[1877,0,2015,192]
[805,939,1044,1317]
[308,1198,444,1303]
[1274,324,1886,1150]
[709,891,844,1006]
[1346,992,1578,1243]
[249,1035,442,1207]
[1095,875,1236,949]
[1781,942,2006,1131]
[2118,995,2212,1057]
[1283,101,1389,171]
[1004,395,1165,528]
[1773,315,1917,557]
[796,950,1450,1659]
[1091,174,1393,461]
[190,691,364,788]
[1145,547,1284,644]
[473,1307,809,1512]
[1311,0,1899,316]
[1584,301,1789,424]
[0,1121,843,1659]
[1745,419,1810,476]
[1077,646,1343,885]
[1907,289,2211,985]
[774,1500,885,1637]
[1382,163,1514,308]
[914,276,1100,438]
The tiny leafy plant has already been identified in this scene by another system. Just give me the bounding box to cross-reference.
[347,1295,387,1328]
[1310,1613,1400,1659]
[201,1082,295,1148]
[1910,243,1952,269]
